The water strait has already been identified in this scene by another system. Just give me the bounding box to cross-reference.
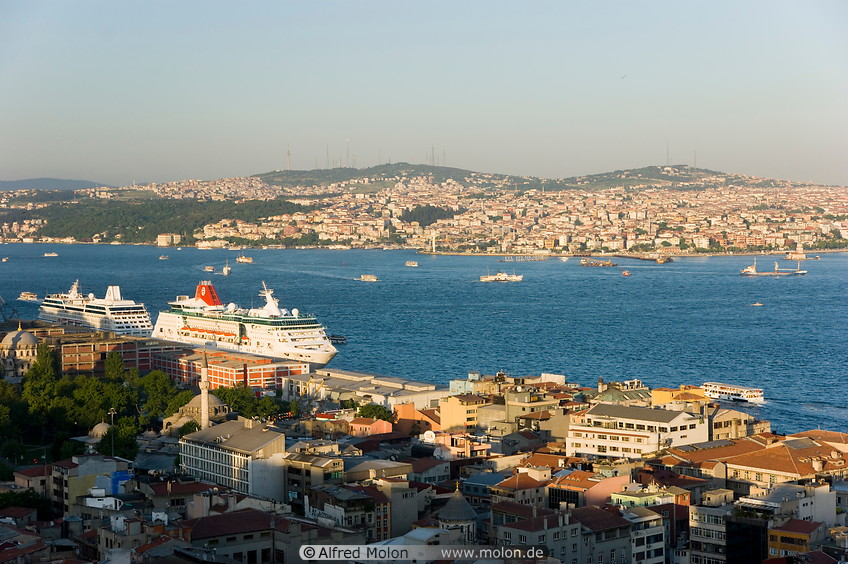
[2,244,846,435]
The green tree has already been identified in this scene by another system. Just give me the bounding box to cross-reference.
[164,390,195,417]
[96,416,139,460]
[178,420,200,436]
[104,351,126,382]
[22,345,61,437]
[356,404,394,422]
[138,370,178,419]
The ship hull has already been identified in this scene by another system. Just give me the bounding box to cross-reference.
[152,312,337,367]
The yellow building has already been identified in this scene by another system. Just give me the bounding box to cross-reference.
[438,394,490,431]
[767,518,826,558]
[651,385,709,406]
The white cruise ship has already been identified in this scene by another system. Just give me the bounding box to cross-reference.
[38,281,153,336]
[702,382,765,403]
[152,281,337,367]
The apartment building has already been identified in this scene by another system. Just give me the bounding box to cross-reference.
[567,404,708,460]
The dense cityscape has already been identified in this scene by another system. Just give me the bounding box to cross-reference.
[0,160,846,563]
[2,165,847,255]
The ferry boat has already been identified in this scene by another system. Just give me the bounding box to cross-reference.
[358,274,379,282]
[405,261,419,267]
[222,260,232,276]
[17,291,39,302]
[740,258,807,276]
[702,382,765,404]
[580,258,617,267]
[38,281,153,336]
[236,253,253,264]
[152,281,337,367]
[480,271,523,282]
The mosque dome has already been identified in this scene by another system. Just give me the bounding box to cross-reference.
[89,422,112,439]
[1,329,38,349]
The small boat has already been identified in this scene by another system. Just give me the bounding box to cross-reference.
[580,258,617,267]
[204,266,215,272]
[159,255,169,260]
[560,257,570,262]
[43,252,58,257]
[751,302,763,306]
[480,271,523,282]
[328,335,347,345]
[358,274,379,282]
[405,261,419,267]
[222,260,232,276]
[1,257,8,262]
[621,270,631,277]
[17,291,39,302]
[236,253,253,263]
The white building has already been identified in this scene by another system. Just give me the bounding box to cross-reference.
[567,404,709,460]
[622,506,666,564]
[179,417,287,501]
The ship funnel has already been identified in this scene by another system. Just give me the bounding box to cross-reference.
[105,286,122,301]
[195,281,222,306]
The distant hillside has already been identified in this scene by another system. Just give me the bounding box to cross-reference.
[254,163,779,193]
[255,163,494,188]
[0,178,113,191]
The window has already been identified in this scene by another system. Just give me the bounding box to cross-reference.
[689,424,697,429]
[598,445,607,453]
[520,535,527,543]
[598,434,607,440]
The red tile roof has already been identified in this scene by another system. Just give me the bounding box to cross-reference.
[571,505,631,532]
[182,509,274,540]
[771,518,823,535]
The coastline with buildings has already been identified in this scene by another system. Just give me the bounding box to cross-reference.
[3,317,848,563]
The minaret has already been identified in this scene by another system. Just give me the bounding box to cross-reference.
[200,351,210,430]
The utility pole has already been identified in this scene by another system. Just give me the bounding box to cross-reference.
[108,407,117,457]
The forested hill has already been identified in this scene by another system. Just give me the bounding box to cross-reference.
[12,199,312,243]
[255,163,489,187]
[0,178,113,191]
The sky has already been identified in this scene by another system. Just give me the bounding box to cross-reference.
[1,1,846,187]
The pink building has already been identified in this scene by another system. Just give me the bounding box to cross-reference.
[349,417,393,437]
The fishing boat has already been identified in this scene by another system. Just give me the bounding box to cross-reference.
[358,274,379,282]
[236,253,253,263]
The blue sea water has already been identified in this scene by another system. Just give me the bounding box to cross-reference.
[2,243,846,435]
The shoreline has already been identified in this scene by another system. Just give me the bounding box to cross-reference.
[4,240,847,259]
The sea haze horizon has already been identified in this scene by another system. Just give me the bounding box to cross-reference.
[3,243,846,435]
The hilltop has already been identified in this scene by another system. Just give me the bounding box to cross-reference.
[254,163,808,193]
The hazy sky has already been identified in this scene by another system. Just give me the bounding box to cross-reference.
[1,1,846,186]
